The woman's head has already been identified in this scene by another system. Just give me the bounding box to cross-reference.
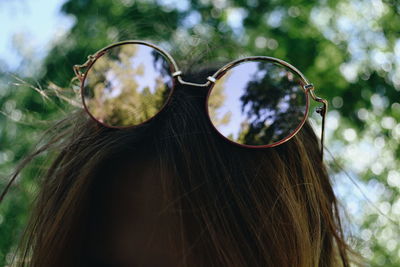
[13,66,352,266]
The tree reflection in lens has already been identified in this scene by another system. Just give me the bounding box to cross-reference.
[83,44,173,127]
[208,61,307,146]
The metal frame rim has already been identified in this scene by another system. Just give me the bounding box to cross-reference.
[74,39,326,156]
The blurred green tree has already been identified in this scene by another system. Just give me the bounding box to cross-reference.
[1,0,399,266]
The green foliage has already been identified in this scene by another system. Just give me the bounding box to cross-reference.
[1,0,399,266]
[0,75,75,266]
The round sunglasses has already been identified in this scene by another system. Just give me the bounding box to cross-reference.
[73,40,328,160]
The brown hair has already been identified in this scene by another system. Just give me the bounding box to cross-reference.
[5,66,359,266]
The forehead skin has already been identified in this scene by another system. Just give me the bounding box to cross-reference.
[88,158,184,267]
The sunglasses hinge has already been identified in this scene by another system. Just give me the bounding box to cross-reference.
[73,65,85,81]
[207,76,216,83]
[172,71,182,77]
[304,84,314,92]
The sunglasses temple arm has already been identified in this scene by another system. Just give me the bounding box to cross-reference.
[316,99,328,162]
[307,86,328,162]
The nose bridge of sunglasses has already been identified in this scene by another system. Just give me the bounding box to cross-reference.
[173,71,215,88]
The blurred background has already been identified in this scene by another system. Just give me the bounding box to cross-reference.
[0,0,399,266]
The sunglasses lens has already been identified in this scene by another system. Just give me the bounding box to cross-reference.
[207,60,308,147]
[82,43,174,127]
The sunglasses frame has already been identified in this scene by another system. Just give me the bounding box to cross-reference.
[73,40,328,161]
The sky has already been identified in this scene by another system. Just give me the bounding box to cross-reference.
[0,0,73,72]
